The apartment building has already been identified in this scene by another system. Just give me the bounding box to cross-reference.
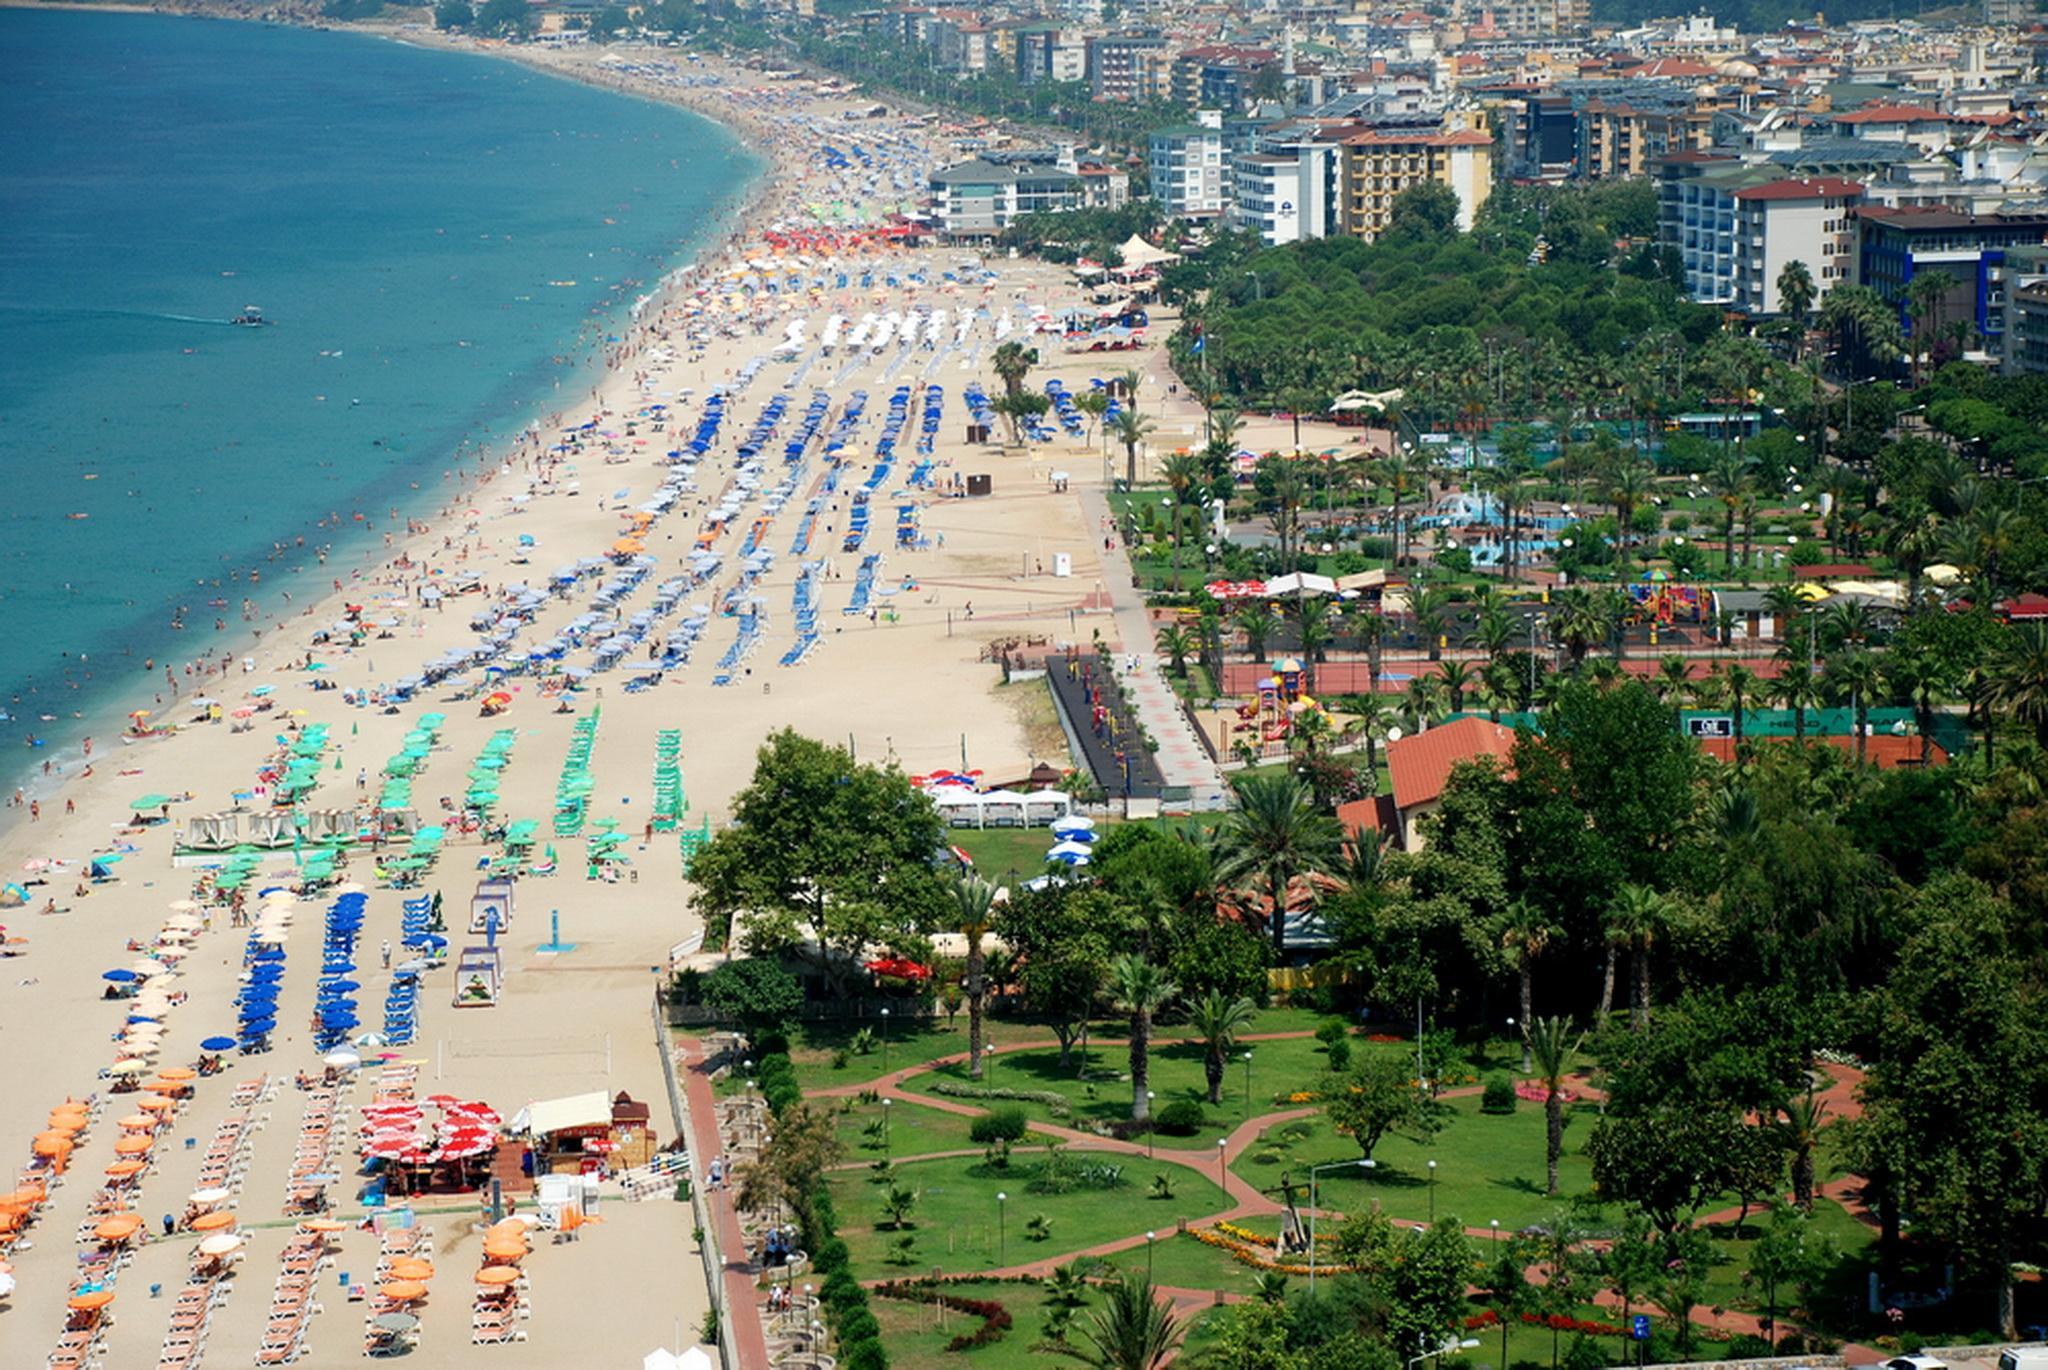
[1339,126,1493,241]
[1169,46,1278,111]
[1230,128,1343,244]
[1086,34,1170,104]
[1578,90,1719,179]
[1857,205,2048,362]
[1015,26,1086,84]
[1731,178,1864,315]
[1487,0,1590,35]
[2002,246,2048,376]
[928,158,1084,239]
[1149,121,1231,221]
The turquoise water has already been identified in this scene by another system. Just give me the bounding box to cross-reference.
[0,10,758,770]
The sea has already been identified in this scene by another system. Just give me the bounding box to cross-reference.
[0,9,760,784]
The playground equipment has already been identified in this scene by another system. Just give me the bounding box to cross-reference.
[1235,659,1312,745]
[1624,570,1706,625]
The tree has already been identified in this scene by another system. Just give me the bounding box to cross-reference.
[1114,407,1158,488]
[992,340,1038,400]
[1000,887,1113,1068]
[1494,900,1558,1072]
[1781,1089,1830,1211]
[1823,649,1887,767]
[1745,1202,1835,1343]
[1056,1275,1185,1370]
[995,389,1051,444]
[1906,268,1960,386]
[1216,774,1343,952]
[433,0,473,28]
[692,730,947,992]
[1319,1051,1422,1161]
[1601,1211,1663,1362]
[1650,1227,1719,1359]
[1528,1017,1581,1196]
[474,0,532,35]
[882,1183,920,1229]
[1605,884,1673,1028]
[736,1102,845,1229]
[588,3,629,39]
[951,873,998,1080]
[1985,621,2048,751]
[1386,180,1462,241]
[1777,259,1816,352]
[1234,602,1277,663]
[1112,954,1178,1121]
[1156,623,1196,678]
[699,956,803,1033]
[1160,451,1206,589]
[1188,989,1257,1105]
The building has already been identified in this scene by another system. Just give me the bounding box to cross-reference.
[1231,131,1343,244]
[1487,0,1590,35]
[1015,26,1085,85]
[1731,178,1863,315]
[1337,716,1518,852]
[1830,104,1959,156]
[1338,126,1493,241]
[1169,46,1279,112]
[1086,34,1170,104]
[1579,91,1719,180]
[1856,205,2048,363]
[1656,152,1744,304]
[1149,121,1231,221]
[2002,246,2048,376]
[928,158,1084,239]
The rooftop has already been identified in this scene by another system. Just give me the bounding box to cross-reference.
[1386,716,1518,813]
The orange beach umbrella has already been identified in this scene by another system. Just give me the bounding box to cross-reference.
[190,1211,235,1232]
[475,1266,519,1286]
[112,1135,153,1156]
[67,1290,115,1311]
[104,1160,146,1178]
[93,1215,143,1242]
[387,1257,433,1280]
[380,1280,427,1302]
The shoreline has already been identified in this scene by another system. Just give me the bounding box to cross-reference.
[0,15,784,811]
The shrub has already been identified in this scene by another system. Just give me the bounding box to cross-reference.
[1154,1100,1205,1136]
[930,1080,1073,1116]
[840,1337,890,1370]
[1481,1074,1518,1114]
[1325,1037,1352,1071]
[969,1107,1031,1144]
[1724,1335,1773,1359]
[811,1237,850,1274]
[1314,1018,1349,1047]
[838,1309,881,1344]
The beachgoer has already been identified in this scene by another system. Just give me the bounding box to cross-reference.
[380,940,391,969]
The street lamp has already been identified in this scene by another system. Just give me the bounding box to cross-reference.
[1145,1230,1157,1282]
[1146,1092,1156,1157]
[1242,1049,1254,1117]
[1217,1137,1228,1190]
[996,1191,1007,1266]
[879,1006,890,1076]
[881,1096,892,1159]
[1309,1158,1373,1293]
[1427,1159,1438,1222]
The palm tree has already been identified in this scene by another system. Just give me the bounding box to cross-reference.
[1777,259,1816,357]
[991,340,1038,400]
[1550,587,1616,672]
[1215,773,1343,952]
[1227,605,1272,667]
[1496,900,1559,1072]
[1155,623,1196,678]
[1472,607,1515,665]
[1774,666,1821,747]
[1055,1275,1184,1369]
[1188,989,1257,1105]
[1410,582,1453,663]
[1906,269,1960,386]
[1436,658,1473,715]
[1293,598,1333,694]
[1377,451,1423,567]
[1986,622,2048,751]
[1781,1089,1831,1212]
[1825,649,1887,766]
[1160,451,1204,591]
[1600,458,1656,581]
[1110,955,1178,1122]
[1113,408,1157,490]
[1529,1017,1582,1196]
[951,873,998,1080]
[1887,646,1950,766]
[1707,451,1756,575]
[1606,884,1672,1029]
[1724,663,1760,749]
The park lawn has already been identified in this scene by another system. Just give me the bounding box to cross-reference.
[788,1015,1047,1091]
[1231,1094,1608,1232]
[831,1096,985,1162]
[950,826,1057,878]
[1695,1196,1878,1331]
[828,1151,1229,1277]
[926,1033,1391,1148]
[1093,1229,1269,1297]
[873,1283,1231,1370]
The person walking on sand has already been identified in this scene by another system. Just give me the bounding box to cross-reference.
[381,939,391,969]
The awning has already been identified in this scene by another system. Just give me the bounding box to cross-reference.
[512,1090,611,1137]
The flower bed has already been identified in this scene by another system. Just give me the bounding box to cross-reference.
[873,1280,1013,1352]
[1512,1083,1577,1104]
[1190,1225,1355,1277]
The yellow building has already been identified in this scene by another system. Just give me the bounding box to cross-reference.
[1338,127,1495,242]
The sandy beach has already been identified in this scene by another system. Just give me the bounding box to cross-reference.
[0,34,1184,1367]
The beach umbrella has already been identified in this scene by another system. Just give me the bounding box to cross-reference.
[158,1066,196,1082]
[388,1257,433,1280]
[115,1115,154,1131]
[197,1233,244,1257]
[189,1187,231,1206]
[67,1290,114,1312]
[93,1215,143,1242]
[475,1266,520,1287]
[135,1095,175,1112]
[300,1218,348,1234]
[371,1312,419,1333]
[380,1280,427,1302]
[101,969,137,984]
[200,1037,237,1053]
[190,1211,235,1232]
[104,1160,146,1178]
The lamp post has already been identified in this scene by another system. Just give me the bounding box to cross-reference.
[879,1006,890,1076]
[1242,1049,1254,1116]
[1146,1092,1156,1158]
[1145,1230,1157,1283]
[1309,1158,1373,1294]
[996,1191,1007,1267]
[1217,1137,1228,1191]
[881,1097,892,1159]
[1427,1159,1438,1222]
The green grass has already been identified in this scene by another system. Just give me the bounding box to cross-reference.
[871,1281,1230,1370]
[788,1015,1050,1091]
[830,1096,986,1161]
[1231,1094,1607,1232]
[830,1151,1229,1276]
[1093,1230,1267,1296]
[949,826,1056,878]
[922,1032,1394,1148]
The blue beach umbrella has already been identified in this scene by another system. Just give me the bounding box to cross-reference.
[242,1016,278,1035]
[102,969,137,983]
[200,1036,237,1052]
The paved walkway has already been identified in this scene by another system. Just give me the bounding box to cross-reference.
[1074,483,1228,806]
[674,1036,772,1370]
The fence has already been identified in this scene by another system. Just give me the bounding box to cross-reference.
[650,988,738,1370]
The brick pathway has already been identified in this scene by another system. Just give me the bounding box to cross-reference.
[674,1036,771,1370]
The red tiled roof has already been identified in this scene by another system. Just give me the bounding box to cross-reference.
[2001,592,2048,620]
[1734,176,1864,202]
[1337,793,1398,840]
[1700,735,1948,769]
[1618,58,1717,79]
[1386,716,1517,812]
[1834,104,1948,124]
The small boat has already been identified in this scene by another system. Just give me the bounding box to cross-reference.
[231,306,268,327]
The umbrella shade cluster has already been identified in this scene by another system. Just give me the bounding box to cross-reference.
[359,1093,502,1169]
[313,891,369,1051]
[377,712,447,811]
[276,723,332,805]
[236,890,299,1051]
[650,729,685,831]
[464,728,518,814]
[552,713,600,837]
[383,895,431,1047]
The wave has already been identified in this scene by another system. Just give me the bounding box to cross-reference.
[0,303,240,327]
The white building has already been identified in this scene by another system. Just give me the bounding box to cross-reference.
[1149,118,1231,221]
[928,159,1084,239]
[1731,177,1863,315]
[1230,138,1340,244]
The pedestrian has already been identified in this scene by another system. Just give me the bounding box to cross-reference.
[162,1213,176,1237]
[380,939,391,969]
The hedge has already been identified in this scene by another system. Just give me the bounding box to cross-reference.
[928,1080,1073,1116]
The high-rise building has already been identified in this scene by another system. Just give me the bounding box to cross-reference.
[1338,127,1493,242]
[1149,122,1231,221]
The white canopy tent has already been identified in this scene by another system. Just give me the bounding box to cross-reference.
[932,788,1075,829]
